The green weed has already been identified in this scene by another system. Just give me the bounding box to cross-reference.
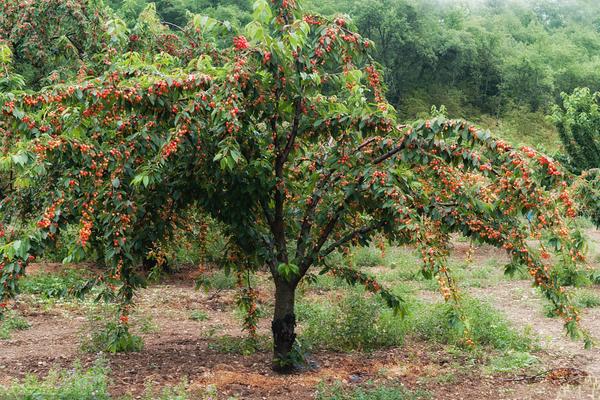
[297,289,407,352]
[196,270,237,291]
[81,318,143,353]
[316,381,430,400]
[573,288,600,308]
[135,314,159,334]
[352,246,384,269]
[20,269,88,300]
[411,298,533,351]
[189,310,209,321]
[0,310,30,340]
[0,360,110,400]
[487,351,539,373]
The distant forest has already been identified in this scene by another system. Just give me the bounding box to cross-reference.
[106,0,600,125]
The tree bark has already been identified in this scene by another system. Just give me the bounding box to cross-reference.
[271,278,297,373]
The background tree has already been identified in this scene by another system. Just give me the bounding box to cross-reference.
[0,0,107,88]
[551,88,600,173]
[551,87,600,226]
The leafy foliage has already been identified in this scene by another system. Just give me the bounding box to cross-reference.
[0,0,107,87]
[82,320,144,353]
[20,269,88,299]
[551,88,600,173]
[297,290,407,351]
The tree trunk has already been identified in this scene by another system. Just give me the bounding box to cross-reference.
[271,278,297,373]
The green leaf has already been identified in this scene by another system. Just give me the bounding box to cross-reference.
[11,153,28,166]
[277,263,300,282]
[0,44,12,64]
[246,21,265,42]
[252,0,272,24]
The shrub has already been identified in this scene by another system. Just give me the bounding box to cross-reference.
[81,321,143,353]
[297,290,407,352]
[0,360,110,400]
[411,298,533,351]
[352,246,384,269]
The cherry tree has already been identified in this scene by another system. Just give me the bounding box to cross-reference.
[0,0,590,371]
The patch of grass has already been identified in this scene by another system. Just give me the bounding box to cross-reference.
[20,269,88,300]
[452,262,501,288]
[352,246,384,268]
[134,314,159,334]
[297,289,408,352]
[474,108,560,152]
[572,288,600,308]
[0,360,110,399]
[590,269,600,285]
[0,310,30,340]
[189,310,209,321]
[411,298,533,351]
[119,382,229,400]
[207,335,270,356]
[487,350,539,373]
[196,270,237,291]
[139,380,190,400]
[316,381,430,400]
[306,273,349,291]
[379,248,422,282]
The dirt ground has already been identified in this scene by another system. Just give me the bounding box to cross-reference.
[0,233,599,399]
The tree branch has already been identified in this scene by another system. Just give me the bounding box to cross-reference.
[320,220,387,258]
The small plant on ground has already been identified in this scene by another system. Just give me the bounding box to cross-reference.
[81,318,143,353]
[189,310,209,321]
[134,314,159,334]
[572,288,600,308]
[487,350,540,373]
[140,380,190,400]
[195,271,237,291]
[0,310,30,340]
